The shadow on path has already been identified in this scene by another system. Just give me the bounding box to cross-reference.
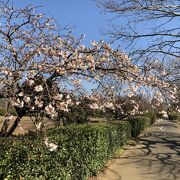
[93,120,180,180]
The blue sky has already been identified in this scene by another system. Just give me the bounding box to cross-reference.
[14,0,108,45]
[11,0,178,54]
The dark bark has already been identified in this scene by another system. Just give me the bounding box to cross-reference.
[0,117,10,137]
[5,116,21,137]
[4,107,26,137]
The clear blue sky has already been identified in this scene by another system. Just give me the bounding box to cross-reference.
[11,1,178,54]
[14,0,108,45]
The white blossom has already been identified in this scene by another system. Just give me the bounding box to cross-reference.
[44,137,58,151]
[45,104,58,118]
[18,92,24,97]
[35,122,42,131]
[35,98,43,107]
[90,103,99,110]
[12,99,24,108]
[24,96,31,103]
[53,94,63,100]
[35,85,43,92]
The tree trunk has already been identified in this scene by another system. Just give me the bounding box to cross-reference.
[5,117,21,137]
[0,117,10,137]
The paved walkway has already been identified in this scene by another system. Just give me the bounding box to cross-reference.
[93,119,180,180]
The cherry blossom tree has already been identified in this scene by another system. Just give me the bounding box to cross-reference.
[96,0,180,114]
[0,1,178,137]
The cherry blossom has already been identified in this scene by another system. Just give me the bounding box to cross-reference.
[44,137,58,151]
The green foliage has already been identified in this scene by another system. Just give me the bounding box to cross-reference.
[0,108,17,116]
[168,112,180,120]
[0,108,6,116]
[107,121,131,155]
[10,108,17,116]
[59,98,94,125]
[127,116,151,138]
[156,113,163,118]
[91,109,105,118]
[64,104,89,125]
[0,122,131,180]
[143,111,157,124]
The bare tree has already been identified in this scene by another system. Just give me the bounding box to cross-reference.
[97,0,180,63]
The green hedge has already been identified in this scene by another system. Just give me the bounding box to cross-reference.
[0,108,6,116]
[0,108,17,116]
[143,112,157,124]
[168,112,180,120]
[0,122,131,180]
[128,116,151,138]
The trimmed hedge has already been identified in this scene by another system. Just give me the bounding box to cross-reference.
[0,122,131,180]
[128,116,151,138]
[0,108,6,116]
[168,112,180,120]
[143,112,157,124]
[0,108,17,116]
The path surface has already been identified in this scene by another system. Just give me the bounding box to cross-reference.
[94,119,180,180]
